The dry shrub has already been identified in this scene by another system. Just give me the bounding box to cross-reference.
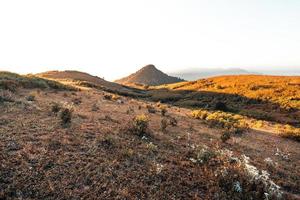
[123,114,150,137]
[191,109,248,132]
[214,101,228,111]
[161,118,168,132]
[146,105,156,113]
[103,94,113,100]
[51,102,62,113]
[0,90,15,103]
[60,104,74,127]
[221,131,231,143]
[26,94,35,101]
[277,125,300,142]
[168,117,177,127]
[160,106,167,116]
[132,114,149,136]
[91,103,99,111]
[72,98,82,105]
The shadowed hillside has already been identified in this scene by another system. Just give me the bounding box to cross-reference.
[115,64,184,86]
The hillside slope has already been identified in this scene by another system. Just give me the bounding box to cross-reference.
[1,72,300,199]
[36,70,146,97]
[115,65,184,86]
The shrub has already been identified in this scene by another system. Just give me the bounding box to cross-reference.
[0,90,15,103]
[214,101,228,111]
[103,94,113,100]
[221,131,231,143]
[60,106,73,126]
[132,114,149,137]
[192,109,248,132]
[0,80,18,92]
[189,146,217,164]
[169,117,178,127]
[161,118,168,132]
[51,102,61,113]
[91,103,99,111]
[146,105,156,113]
[191,109,209,120]
[26,94,35,101]
[72,98,82,105]
[160,106,167,116]
[277,125,300,142]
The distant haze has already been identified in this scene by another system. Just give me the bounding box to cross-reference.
[169,67,300,81]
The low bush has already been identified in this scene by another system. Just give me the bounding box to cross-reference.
[51,102,62,113]
[161,118,168,132]
[168,117,178,127]
[60,104,74,127]
[191,109,248,132]
[0,90,15,103]
[26,94,35,101]
[146,105,156,113]
[132,114,149,137]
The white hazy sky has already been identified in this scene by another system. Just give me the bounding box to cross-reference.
[0,0,300,80]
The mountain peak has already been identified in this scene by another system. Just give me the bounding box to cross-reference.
[115,65,184,86]
[140,64,157,71]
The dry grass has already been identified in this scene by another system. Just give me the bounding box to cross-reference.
[0,72,300,199]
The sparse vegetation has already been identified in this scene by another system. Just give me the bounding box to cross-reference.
[0,71,299,199]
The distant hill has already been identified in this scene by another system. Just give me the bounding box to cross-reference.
[36,70,146,97]
[169,68,257,81]
[115,64,184,86]
[37,70,116,88]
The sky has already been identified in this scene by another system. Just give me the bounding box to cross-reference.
[0,0,300,80]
